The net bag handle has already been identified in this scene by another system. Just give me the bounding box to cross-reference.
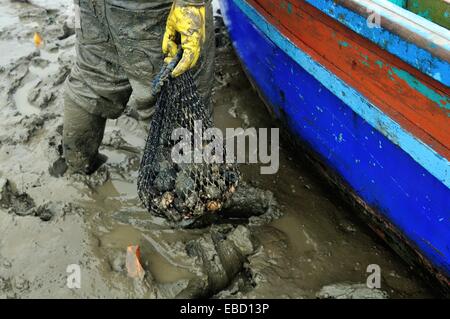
[151,48,184,98]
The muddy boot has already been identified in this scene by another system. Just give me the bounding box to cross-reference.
[63,94,107,175]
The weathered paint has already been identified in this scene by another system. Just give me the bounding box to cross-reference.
[244,0,450,178]
[406,0,450,29]
[389,0,450,29]
[220,0,450,283]
[248,0,450,159]
[390,67,449,113]
[388,0,408,7]
[302,0,450,87]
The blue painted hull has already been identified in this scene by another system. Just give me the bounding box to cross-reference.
[220,0,450,288]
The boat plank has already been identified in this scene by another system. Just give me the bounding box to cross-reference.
[249,0,450,160]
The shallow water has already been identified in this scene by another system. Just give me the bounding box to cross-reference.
[0,40,35,67]
[0,1,19,30]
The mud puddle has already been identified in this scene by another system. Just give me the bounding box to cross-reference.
[14,50,60,115]
[0,40,35,67]
[0,0,436,298]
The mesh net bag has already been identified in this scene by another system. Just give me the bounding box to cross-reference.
[137,62,240,224]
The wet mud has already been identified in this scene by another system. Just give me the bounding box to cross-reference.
[0,0,436,298]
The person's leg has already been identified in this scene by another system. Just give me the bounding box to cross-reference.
[104,0,172,121]
[63,95,107,174]
[105,0,215,121]
[64,0,132,173]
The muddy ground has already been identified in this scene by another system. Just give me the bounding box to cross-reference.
[0,0,436,298]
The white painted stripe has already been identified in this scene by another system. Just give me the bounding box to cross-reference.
[303,0,450,87]
[368,0,450,44]
[232,0,450,188]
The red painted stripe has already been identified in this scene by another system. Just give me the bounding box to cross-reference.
[247,0,450,160]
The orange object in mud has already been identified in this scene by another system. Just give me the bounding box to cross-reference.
[33,32,43,48]
[126,245,145,279]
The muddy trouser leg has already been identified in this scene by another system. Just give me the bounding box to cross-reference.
[105,0,215,121]
[64,0,215,172]
[63,0,132,173]
[63,95,107,174]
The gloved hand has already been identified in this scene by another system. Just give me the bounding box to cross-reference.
[162,1,206,77]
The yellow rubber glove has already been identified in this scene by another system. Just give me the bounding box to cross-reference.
[162,2,206,77]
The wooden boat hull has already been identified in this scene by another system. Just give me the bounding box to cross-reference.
[219,0,450,293]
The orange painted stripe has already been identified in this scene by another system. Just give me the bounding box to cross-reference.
[248,0,450,160]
